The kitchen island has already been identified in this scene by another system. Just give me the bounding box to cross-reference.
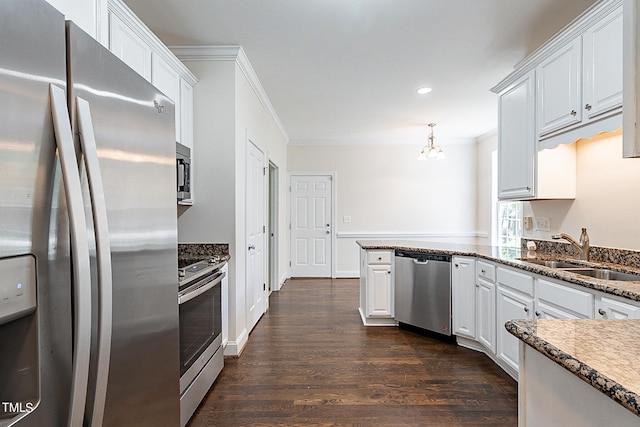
[506,318,640,426]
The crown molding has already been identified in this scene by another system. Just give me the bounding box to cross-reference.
[171,45,289,143]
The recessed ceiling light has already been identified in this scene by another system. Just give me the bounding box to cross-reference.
[417,87,432,95]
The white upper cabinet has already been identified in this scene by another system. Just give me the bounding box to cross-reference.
[583,7,624,119]
[109,11,152,80]
[623,0,640,157]
[498,71,536,200]
[537,3,622,143]
[152,54,181,142]
[537,38,583,136]
[494,0,620,200]
[180,80,194,150]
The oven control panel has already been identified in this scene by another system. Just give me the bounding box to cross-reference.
[0,255,37,326]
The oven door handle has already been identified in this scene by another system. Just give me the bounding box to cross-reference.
[178,272,225,304]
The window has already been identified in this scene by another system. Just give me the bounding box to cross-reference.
[491,150,522,256]
[497,201,522,248]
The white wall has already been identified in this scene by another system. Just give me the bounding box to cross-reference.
[523,131,640,250]
[288,142,478,276]
[177,57,288,355]
[476,131,497,242]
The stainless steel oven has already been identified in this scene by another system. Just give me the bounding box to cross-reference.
[178,260,225,427]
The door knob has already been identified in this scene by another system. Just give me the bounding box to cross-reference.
[325,231,330,234]
[248,244,255,250]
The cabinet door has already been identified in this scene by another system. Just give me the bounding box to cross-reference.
[109,12,152,80]
[596,296,640,319]
[497,287,533,373]
[452,257,476,339]
[583,6,623,119]
[476,277,496,354]
[498,71,536,200]
[537,37,582,136]
[152,54,181,142]
[367,265,393,318]
[180,79,194,149]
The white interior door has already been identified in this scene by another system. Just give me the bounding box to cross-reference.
[290,175,333,277]
[247,139,266,332]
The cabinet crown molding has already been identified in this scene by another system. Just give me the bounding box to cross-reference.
[492,0,622,93]
[171,45,290,143]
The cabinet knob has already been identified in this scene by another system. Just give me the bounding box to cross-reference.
[378,257,382,260]
[598,308,606,316]
[481,268,486,273]
[524,307,530,313]
[475,283,480,288]
[535,311,541,317]
[570,110,577,116]
[454,263,459,268]
[387,271,391,274]
[585,104,592,111]
[526,186,531,191]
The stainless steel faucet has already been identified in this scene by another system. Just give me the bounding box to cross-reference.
[551,228,590,261]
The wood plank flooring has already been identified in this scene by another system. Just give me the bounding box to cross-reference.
[188,278,517,426]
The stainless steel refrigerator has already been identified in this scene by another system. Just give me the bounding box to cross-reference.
[0,1,180,425]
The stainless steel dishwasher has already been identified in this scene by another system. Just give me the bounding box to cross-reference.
[394,250,452,336]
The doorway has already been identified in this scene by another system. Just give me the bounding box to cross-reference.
[246,138,267,332]
[289,173,334,277]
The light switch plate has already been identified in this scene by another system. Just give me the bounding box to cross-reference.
[535,216,550,231]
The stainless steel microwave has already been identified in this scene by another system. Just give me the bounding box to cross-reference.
[176,142,191,201]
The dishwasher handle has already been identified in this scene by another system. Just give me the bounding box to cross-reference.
[413,259,429,265]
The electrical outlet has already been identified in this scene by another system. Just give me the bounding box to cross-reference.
[343,215,351,223]
[535,217,550,231]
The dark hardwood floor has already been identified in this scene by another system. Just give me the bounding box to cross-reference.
[188,278,517,426]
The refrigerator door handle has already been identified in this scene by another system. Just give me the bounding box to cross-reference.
[50,84,92,427]
[76,97,113,427]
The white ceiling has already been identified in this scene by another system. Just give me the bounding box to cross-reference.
[123,0,597,145]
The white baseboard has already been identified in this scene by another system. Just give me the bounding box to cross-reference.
[223,328,248,357]
[335,270,359,278]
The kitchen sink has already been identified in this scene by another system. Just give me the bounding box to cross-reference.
[518,259,582,268]
[562,268,640,281]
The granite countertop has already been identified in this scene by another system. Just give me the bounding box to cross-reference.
[506,318,640,417]
[356,240,640,302]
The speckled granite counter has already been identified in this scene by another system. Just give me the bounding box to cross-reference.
[178,243,230,268]
[357,240,640,302]
[506,318,640,417]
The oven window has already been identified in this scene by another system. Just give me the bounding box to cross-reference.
[179,282,221,376]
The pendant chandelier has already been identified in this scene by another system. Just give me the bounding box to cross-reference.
[418,123,445,160]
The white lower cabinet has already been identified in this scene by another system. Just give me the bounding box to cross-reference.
[359,249,395,325]
[367,265,393,317]
[496,266,534,377]
[476,276,496,354]
[452,257,476,339]
[595,293,640,319]
[534,277,593,320]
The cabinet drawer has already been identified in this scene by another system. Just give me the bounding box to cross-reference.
[477,261,496,282]
[497,267,534,297]
[367,250,392,265]
[537,278,593,317]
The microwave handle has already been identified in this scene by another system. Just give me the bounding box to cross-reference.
[177,160,185,188]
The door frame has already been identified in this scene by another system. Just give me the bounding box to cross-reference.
[287,171,337,278]
[245,133,268,330]
[268,161,280,292]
